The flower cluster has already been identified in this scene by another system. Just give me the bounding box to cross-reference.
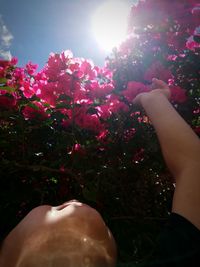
[0,0,199,185]
[0,52,113,134]
[128,0,200,52]
[0,1,199,200]
[0,1,199,263]
[108,0,200,134]
[0,51,151,137]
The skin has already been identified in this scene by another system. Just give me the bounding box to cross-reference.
[0,200,117,267]
[134,78,200,230]
[0,78,200,266]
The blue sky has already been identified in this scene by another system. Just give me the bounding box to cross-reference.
[0,0,134,69]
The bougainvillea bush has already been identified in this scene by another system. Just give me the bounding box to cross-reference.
[0,0,200,264]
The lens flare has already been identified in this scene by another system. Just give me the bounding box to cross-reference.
[92,0,131,52]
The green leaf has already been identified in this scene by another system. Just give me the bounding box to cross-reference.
[0,86,15,92]
[50,177,58,184]
[57,94,72,102]
[27,102,40,110]
[56,103,71,109]
[29,95,41,102]
[45,109,52,115]
[43,103,51,107]
[194,35,200,44]
[51,111,66,120]
[0,78,7,84]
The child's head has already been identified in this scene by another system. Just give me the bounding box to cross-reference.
[0,200,117,267]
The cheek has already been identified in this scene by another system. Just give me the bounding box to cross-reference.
[14,206,52,236]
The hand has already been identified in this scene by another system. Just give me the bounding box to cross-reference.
[133,78,171,106]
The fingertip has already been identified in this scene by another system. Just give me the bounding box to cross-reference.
[153,78,167,86]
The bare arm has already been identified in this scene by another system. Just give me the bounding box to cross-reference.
[135,79,200,229]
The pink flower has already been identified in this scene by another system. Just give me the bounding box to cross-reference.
[122,81,149,102]
[38,82,59,107]
[0,67,5,78]
[20,80,35,98]
[45,53,66,81]
[194,126,200,135]
[85,79,98,91]
[97,129,109,141]
[74,143,85,152]
[96,104,111,120]
[109,96,129,113]
[60,50,73,64]
[96,66,113,80]
[74,83,88,102]
[80,60,97,80]
[186,36,200,51]
[22,101,48,120]
[144,61,172,82]
[59,109,72,128]
[0,60,10,68]
[25,62,38,76]
[0,58,18,69]
[70,105,102,133]
[193,108,200,114]
[124,128,136,142]
[75,112,103,133]
[13,68,25,83]
[10,57,18,66]
[35,70,47,82]
[68,60,83,78]
[88,81,114,99]
[57,72,72,95]
[69,143,86,157]
[170,86,187,103]
[167,55,178,61]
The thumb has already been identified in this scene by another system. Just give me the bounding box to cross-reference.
[152,78,168,90]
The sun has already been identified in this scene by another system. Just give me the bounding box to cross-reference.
[92,0,131,52]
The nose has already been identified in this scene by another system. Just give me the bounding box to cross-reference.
[55,200,81,211]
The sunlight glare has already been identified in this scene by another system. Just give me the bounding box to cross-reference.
[92,0,131,52]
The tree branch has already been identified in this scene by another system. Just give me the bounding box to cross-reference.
[14,162,84,185]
